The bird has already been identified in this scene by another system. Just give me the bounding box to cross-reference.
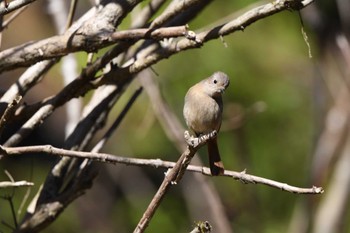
[183,71,229,175]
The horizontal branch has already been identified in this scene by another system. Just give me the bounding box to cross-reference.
[110,26,188,40]
[0,145,324,194]
[0,180,34,188]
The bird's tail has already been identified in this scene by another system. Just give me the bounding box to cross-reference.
[207,138,225,176]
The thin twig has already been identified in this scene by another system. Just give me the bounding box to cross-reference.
[0,144,324,195]
[4,170,14,182]
[65,0,78,30]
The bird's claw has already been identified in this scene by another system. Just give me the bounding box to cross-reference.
[184,131,200,147]
[184,130,217,147]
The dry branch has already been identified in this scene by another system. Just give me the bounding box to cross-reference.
[0,181,34,188]
[0,0,142,73]
[125,0,314,76]
[0,144,324,195]
[0,0,35,16]
[0,25,188,73]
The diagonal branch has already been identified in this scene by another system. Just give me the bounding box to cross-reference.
[0,0,143,73]
[116,0,314,79]
[0,0,35,16]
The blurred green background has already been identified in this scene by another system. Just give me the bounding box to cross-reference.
[0,0,343,233]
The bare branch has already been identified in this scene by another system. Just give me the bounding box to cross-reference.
[65,0,78,30]
[0,0,35,16]
[111,25,189,40]
[0,144,324,195]
[0,181,34,188]
[0,25,188,73]
[121,0,314,77]
[0,0,142,73]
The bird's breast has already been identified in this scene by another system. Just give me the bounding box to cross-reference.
[183,92,222,134]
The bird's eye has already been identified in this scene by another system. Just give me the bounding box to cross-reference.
[213,79,217,84]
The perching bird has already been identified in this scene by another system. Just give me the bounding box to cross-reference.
[183,71,229,175]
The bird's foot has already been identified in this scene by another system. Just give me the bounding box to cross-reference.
[184,130,217,147]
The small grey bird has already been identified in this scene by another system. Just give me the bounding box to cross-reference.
[183,72,230,175]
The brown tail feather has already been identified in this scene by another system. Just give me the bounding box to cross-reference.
[207,138,224,175]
